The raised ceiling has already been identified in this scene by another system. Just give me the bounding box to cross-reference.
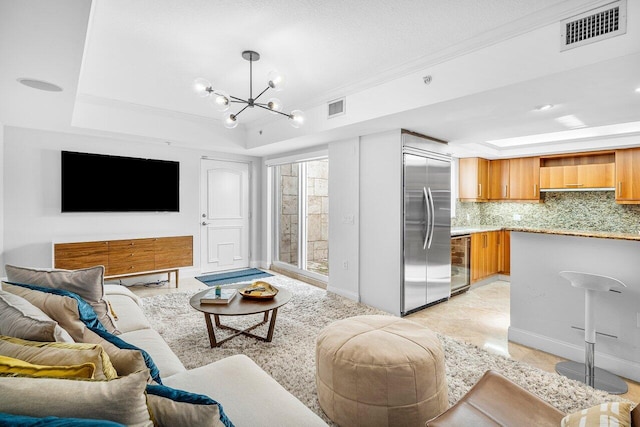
[1,0,639,157]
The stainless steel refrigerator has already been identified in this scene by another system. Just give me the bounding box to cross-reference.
[359,130,451,318]
[402,148,451,315]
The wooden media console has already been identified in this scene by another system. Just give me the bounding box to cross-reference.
[53,235,193,287]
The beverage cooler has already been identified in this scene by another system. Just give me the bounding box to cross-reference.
[451,234,470,295]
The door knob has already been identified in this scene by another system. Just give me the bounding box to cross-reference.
[201,221,209,226]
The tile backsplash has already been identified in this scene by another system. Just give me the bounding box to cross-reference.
[453,191,640,233]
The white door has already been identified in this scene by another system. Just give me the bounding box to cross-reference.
[200,159,250,273]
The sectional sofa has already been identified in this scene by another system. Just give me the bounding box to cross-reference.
[0,265,328,426]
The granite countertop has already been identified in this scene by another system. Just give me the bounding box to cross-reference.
[451,225,640,241]
[507,227,640,241]
[450,226,502,236]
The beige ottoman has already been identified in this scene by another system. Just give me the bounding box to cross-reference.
[316,315,448,427]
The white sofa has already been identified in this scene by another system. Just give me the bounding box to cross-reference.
[104,284,328,427]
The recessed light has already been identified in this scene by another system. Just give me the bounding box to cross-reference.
[635,87,640,93]
[17,78,63,92]
[534,104,553,111]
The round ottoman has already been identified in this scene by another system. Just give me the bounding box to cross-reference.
[315,315,448,427]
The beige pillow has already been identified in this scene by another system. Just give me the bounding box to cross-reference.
[561,402,632,427]
[0,289,73,342]
[5,264,118,333]
[146,384,230,427]
[82,328,148,379]
[0,369,153,427]
[2,282,87,342]
[0,335,117,380]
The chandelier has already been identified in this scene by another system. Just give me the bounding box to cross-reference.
[193,50,305,129]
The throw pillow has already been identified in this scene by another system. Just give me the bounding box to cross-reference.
[2,282,160,383]
[0,412,126,426]
[561,402,632,427]
[2,282,101,342]
[4,264,118,334]
[0,289,73,342]
[84,327,160,384]
[0,369,153,427]
[0,354,95,379]
[0,335,117,380]
[146,383,234,427]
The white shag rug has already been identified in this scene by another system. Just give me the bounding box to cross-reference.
[141,275,628,425]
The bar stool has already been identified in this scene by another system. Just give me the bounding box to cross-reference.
[555,271,628,394]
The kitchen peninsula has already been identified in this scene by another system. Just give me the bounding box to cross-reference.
[508,228,640,382]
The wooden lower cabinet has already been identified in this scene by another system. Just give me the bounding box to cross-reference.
[54,235,193,287]
[499,230,510,275]
[471,230,509,283]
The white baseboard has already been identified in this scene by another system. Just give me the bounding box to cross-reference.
[508,326,640,383]
[326,286,359,301]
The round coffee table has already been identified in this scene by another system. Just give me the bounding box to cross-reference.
[189,287,292,347]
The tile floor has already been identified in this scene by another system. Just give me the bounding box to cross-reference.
[125,274,639,404]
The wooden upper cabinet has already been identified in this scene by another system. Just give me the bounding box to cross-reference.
[459,158,489,202]
[508,157,540,200]
[615,148,640,203]
[540,152,615,190]
[489,159,510,200]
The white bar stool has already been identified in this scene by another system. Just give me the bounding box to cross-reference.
[555,271,628,394]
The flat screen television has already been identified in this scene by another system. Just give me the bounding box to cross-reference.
[61,151,180,212]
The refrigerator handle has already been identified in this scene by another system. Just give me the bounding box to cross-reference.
[427,187,435,249]
[422,187,430,250]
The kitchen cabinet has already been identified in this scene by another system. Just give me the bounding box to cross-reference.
[471,230,509,282]
[539,152,615,190]
[508,157,540,200]
[471,230,500,283]
[459,157,489,202]
[499,230,510,275]
[615,148,640,204]
[489,159,510,200]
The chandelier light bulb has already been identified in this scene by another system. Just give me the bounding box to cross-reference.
[267,97,283,114]
[193,51,301,129]
[210,90,230,112]
[224,113,238,129]
[193,77,212,98]
[268,70,286,92]
[289,110,305,128]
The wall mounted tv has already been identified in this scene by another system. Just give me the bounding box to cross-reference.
[61,151,180,212]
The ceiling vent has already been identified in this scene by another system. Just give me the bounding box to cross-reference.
[560,0,627,51]
[327,97,345,118]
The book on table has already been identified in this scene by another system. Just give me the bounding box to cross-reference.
[200,288,237,304]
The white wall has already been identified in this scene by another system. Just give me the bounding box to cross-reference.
[359,130,403,316]
[327,137,359,300]
[0,122,4,270]
[1,126,262,278]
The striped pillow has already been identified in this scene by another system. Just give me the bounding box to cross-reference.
[561,402,632,427]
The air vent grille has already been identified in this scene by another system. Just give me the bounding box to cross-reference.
[328,97,345,118]
[561,1,626,51]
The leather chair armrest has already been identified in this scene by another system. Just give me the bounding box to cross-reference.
[426,370,565,427]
